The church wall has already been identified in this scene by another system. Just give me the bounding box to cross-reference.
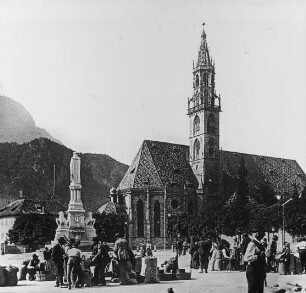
[124,187,198,249]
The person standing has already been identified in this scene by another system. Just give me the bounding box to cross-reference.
[190,239,199,269]
[278,242,291,275]
[266,235,278,272]
[244,227,266,293]
[67,241,83,289]
[43,247,52,272]
[52,236,66,287]
[240,233,251,272]
[92,241,111,286]
[297,236,306,273]
[198,236,212,273]
[113,232,134,285]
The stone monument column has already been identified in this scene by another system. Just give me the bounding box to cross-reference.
[68,152,85,213]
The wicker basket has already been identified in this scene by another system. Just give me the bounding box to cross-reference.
[0,266,6,286]
[4,266,19,286]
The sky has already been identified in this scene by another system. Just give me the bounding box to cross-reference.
[0,0,305,172]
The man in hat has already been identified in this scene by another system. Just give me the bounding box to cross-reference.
[197,235,212,273]
[113,232,134,285]
[27,254,40,280]
[244,226,266,293]
[52,236,66,287]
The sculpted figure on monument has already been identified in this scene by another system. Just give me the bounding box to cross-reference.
[85,212,95,226]
[70,152,81,184]
[56,211,68,226]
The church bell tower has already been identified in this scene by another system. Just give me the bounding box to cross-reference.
[188,24,221,192]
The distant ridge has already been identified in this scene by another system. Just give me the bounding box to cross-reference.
[0,95,62,145]
[0,138,129,211]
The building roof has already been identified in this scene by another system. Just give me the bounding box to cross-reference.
[119,140,306,196]
[221,151,306,196]
[0,199,66,218]
[119,140,199,190]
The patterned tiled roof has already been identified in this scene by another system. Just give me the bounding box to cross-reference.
[0,199,66,217]
[119,140,306,197]
[96,202,127,215]
[119,140,199,190]
[221,151,306,196]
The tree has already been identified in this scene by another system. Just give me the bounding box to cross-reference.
[221,155,250,235]
[7,214,57,249]
[93,212,126,242]
[285,186,306,236]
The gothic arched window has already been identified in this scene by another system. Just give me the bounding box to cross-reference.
[195,75,199,88]
[193,115,200,135]
[137,199,144,237]
[208,138,215,158]
[203,73,208,86]
[207,114,215,134]
[195,93,199,106]
[154,201,160,237]
[187,201,194,216]
[194,139,200,160]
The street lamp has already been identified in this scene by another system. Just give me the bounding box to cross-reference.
[276,193,293,246]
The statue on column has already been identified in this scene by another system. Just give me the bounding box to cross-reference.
[70,152,81,184]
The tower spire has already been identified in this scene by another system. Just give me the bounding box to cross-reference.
[197,22,211,66]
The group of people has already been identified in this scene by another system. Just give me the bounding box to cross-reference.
[52,236,84,289]
[175,239,189,256]
[189,235,213,273]
[27,232,136,289]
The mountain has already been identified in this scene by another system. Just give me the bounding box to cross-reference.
[0,96,62,144]
[0,138,129,212]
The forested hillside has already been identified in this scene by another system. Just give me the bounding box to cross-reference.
[0,138,128,211]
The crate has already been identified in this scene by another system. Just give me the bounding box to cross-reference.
[35,273,55,281]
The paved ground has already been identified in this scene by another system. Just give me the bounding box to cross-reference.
[1,249,306,293]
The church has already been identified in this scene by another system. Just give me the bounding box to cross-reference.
[117,26,306,249]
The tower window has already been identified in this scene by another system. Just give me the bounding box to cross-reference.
[195,75,199,88]
[187,201,194,215]
[203,73,209,86]
[195,94,199,106]
[208,138,215,158]
[207,114,215,134]
[204,89,209,106]
[137,199,144,237]
[154,201,160,237]
[193,115,200,135]
[194,139,200,160]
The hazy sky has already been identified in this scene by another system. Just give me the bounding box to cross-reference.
[0,0,305,172]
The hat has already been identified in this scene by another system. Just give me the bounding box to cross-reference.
[69,238,76,244]
[33,254,38,258]
[114,233,121,239]
[167,288,174,293]
[58,236,65,244]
